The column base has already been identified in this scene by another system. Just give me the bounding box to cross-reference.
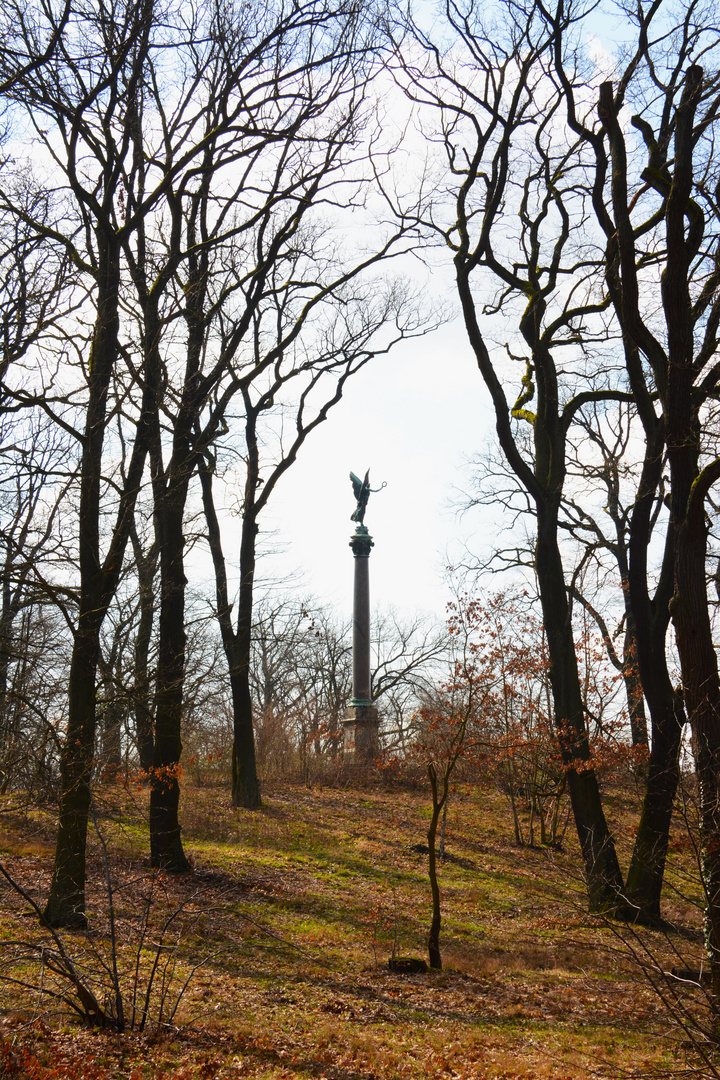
[343,703,379,766]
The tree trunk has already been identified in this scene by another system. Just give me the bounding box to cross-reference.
[536,501,625,912]
[145,260,198,868]
[661,66,720,1012]
[44,230,157,925]
[132,530,156,774]
[198,455,261,810]
[229,656,262,808]
[622,627,648,749]
[624,441,683,920]
[624,702,682,919]
[0,585,15,777]
[44,615,102,927]
[427,765,443,970]
[44,241,122,928]
[455,262,625,914]
[149,477,190,870]
[671,460,720,1029]
[624,623,683,919]
[231,510,261,809]
[101,697,123,779]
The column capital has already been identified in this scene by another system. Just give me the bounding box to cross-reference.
[349,524,374,557]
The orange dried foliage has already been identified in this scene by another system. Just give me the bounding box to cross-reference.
[413,592,645,844]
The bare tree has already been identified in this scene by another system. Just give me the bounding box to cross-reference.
[542,0,720,1013]
[197,259,432,808]
[0,0,432,909]
[0,415,75,797]
[0,0,71,96]
[391,0,712,922]
[116,0,431,856]
[1,0,403,920]
[1,0,205,928]
[391,0,628,912]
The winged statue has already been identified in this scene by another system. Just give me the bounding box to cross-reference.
[350,470,371,524]
[350,469,386,524]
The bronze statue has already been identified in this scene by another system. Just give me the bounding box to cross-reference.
[350,469,386,524]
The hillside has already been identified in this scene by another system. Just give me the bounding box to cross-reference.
[0,778,708,1079]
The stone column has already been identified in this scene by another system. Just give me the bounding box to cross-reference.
[343,524,379,765]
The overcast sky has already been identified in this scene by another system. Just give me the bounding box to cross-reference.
[258,307,496,623]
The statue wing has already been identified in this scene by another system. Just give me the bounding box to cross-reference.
[350,471,364,499]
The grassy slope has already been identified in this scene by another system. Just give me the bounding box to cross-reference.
[0,777,709,1079]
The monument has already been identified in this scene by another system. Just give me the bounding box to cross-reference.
[343,470,385,766]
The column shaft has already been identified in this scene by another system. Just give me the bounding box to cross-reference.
[352,553,371,703]
[343,524,379,765]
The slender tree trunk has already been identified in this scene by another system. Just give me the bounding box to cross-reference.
[427,764,443,970]
[232,510,261,809]
[0,582,15,772]
[132,530,156,773]
[602,438,649,750]
[198,455,261,810]
[622,624,648,749]
[101,698,123,779]
[0,607,33,792]
[438,795,448,859]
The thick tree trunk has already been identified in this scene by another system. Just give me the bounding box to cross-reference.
[536,501,625,913]
[44,615,103,927]
[44,230,156,925]
[44,243,121,929]
[455,264,624,914]
[624,446,683,920]
[671,461,720,1029]
[660,66,720,1013]
[149,478,190,870]
[624,700,682,919]
[624,626,682,920]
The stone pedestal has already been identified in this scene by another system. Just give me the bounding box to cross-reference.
[343,524,380,766]
[343,702,380,764]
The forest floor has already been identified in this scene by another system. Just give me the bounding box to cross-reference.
[0,774,715,1079]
